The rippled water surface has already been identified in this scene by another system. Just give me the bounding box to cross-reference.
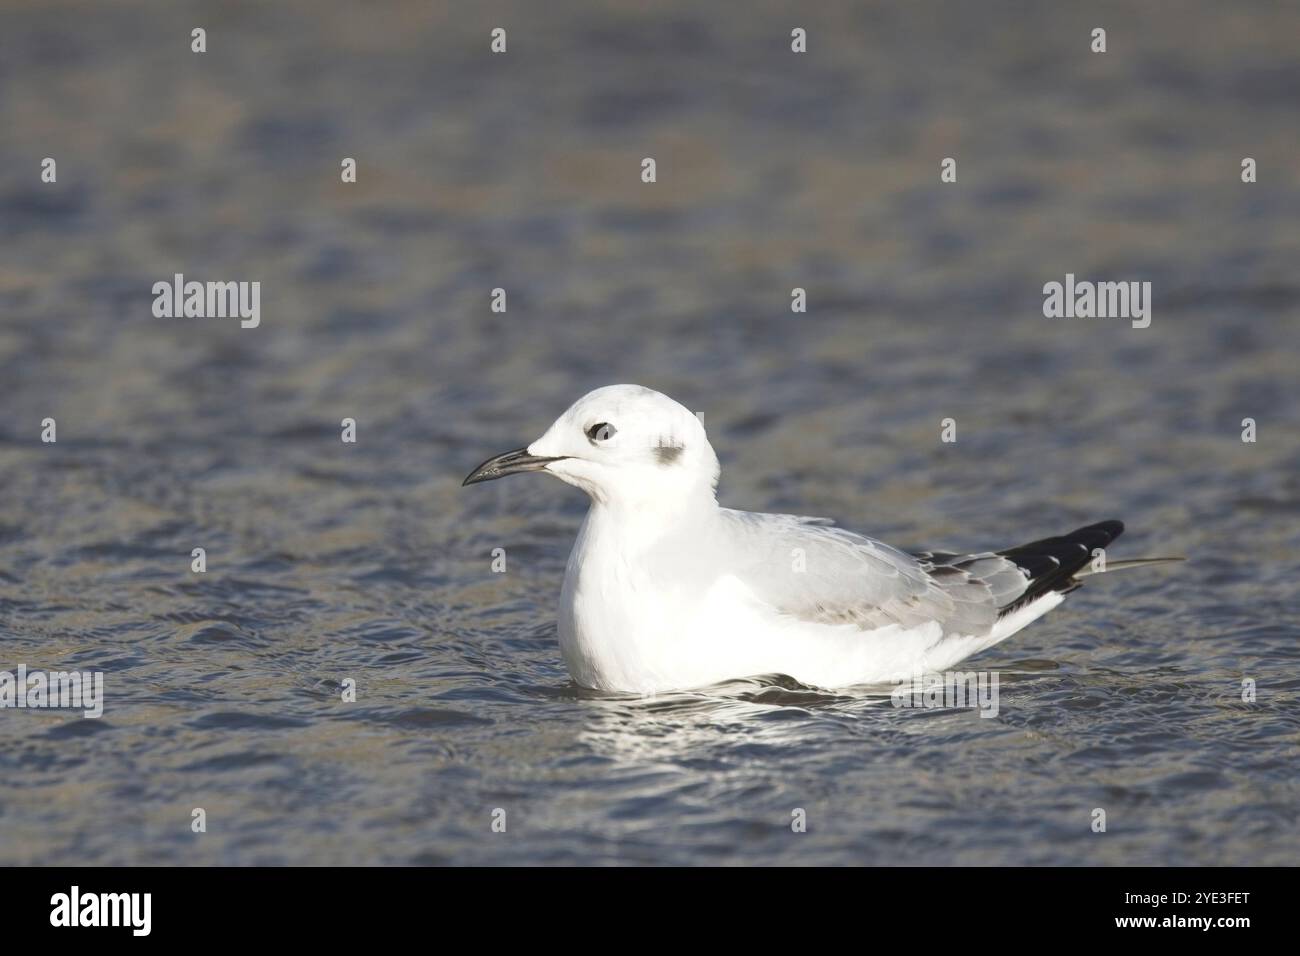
[1,1,1298,865]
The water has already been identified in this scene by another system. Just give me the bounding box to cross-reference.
[1,0,1297,865]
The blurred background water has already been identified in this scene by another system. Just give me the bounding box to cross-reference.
[0,0,1297,865]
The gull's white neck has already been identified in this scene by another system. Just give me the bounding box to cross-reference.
[584,492,719,549]
[558,491,721,692]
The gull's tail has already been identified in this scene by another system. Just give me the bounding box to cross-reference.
[995,520,1183,617]
[1074,556,1186,577]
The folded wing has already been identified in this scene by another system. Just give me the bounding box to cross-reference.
[716,512,1123,640]
[717,510,1001,637]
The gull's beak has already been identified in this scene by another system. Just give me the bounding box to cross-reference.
[462,447,567,486]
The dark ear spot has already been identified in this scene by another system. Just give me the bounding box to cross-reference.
[655,443,684,465]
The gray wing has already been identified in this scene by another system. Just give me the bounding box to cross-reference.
[717,510,1032,637]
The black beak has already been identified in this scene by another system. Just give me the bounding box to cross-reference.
[462,448,567,486]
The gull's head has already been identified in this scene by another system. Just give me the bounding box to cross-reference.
[463,384,720,507]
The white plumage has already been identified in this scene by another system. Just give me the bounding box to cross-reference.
[464,384,1175,694]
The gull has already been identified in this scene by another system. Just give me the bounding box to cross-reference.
[463,385,1180,694]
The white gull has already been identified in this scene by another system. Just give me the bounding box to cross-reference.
[464,385,1179,694]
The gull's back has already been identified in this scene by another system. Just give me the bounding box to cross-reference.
[716,508,1019,637]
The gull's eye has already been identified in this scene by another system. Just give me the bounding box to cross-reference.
[587,422,616,442]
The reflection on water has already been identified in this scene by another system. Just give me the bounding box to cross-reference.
[1,0,1298,864]
[576,679,872,765]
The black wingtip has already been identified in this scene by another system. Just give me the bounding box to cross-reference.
[996,520,1128,615]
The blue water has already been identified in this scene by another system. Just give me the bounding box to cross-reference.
[0,0,1297,865]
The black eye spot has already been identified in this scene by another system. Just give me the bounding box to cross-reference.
[655,444,683,465]
[587,422,616,442]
